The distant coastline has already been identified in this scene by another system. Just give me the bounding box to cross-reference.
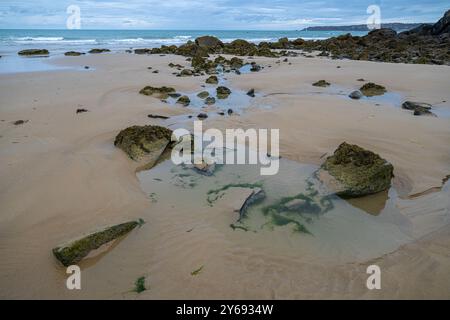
[302,23,428,32]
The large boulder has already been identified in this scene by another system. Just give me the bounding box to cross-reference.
[52,221,141,266]
[18,49,49,56]
[319,142,394,198]
[195,36,224,52]
[114,125,173,168]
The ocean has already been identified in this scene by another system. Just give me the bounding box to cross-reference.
[0,29,368,73]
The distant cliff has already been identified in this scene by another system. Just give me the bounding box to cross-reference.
[302,23,427,32]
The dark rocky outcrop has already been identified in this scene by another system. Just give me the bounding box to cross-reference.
[64,51,84,56]
[319,142,394,198]
[52,221,141,266]
[18,49,49,56]
[88,48,110,54]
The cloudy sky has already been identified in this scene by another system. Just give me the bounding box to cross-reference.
[0,0,448,30]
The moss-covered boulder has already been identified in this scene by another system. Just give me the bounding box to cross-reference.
[176,95,191,106]
[114,125,173,168]
[52,221,141,266]
[195,36,224,52]
[139,86,176,99]
[319,142,394,198]
[312,80,331,87]
[64,51,84,56]
[224,39,257,56]
[205,75,218,84]
[216,86,231,99]
[18,49,49,56]
[88,48,110,54]
[360,82,386,96]
[229,57,244,69]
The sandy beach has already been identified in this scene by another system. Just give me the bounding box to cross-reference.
[0,51,449,299]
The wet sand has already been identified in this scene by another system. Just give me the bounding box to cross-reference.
[0,52,449,299]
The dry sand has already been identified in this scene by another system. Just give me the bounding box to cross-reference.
[0,53,449,299]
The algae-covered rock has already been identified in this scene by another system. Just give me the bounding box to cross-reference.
[52,221,140,266]
[88,48,110,54]
[250,63,261,72]
[195,36,224,51]
[18,49,49,56]
[360,82,386,96]
[114,125,173,167]
[205,75,218,84]
[320,142,394,198]
[312,80,330,87]
[205,97,216,105]
[139,86,176,99]
[64,51,84,56]
[402,101,435,116]
[176,95,191,106]
[197,91,210,99]
[216,86,231,99]
[180,69,193,77]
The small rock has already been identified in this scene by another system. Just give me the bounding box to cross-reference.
[247,88,255,97]
[13,120,28,125]
[349,90,363,100]
[312,80,330,87]
[360,82,386,97]
[216,86,231,99]
[205,97,216,105]
[148,114,170,119]
[227,109,233,115]
[76,108,89,114]
[197,91,210,99]
[176,96,191,107]
[197,113,208,120]
[205,75,218,84]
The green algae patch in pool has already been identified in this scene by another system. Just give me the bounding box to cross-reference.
[136,156,415,262]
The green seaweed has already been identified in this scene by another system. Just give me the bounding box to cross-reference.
[270,214,312,235]
[191,266,204,276]
[134,276,146,293]
[206,182,263,205]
